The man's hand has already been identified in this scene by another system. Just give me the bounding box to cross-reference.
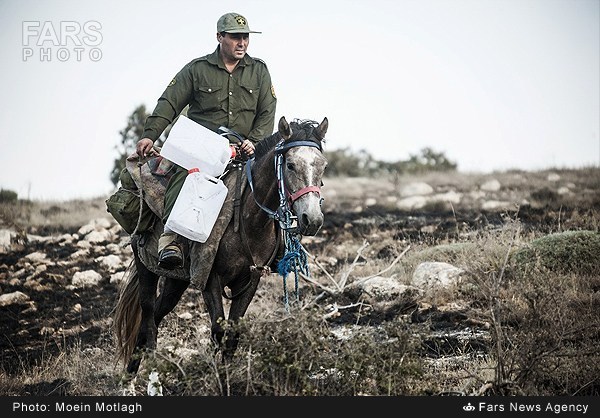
[240,139,255,159]
[136,138,158,158]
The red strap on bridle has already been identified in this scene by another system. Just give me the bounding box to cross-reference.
[287,185,321,204]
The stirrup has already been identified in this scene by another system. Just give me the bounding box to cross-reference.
[158,243,183,270]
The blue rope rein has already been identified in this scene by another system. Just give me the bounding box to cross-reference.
[277,231,309,312]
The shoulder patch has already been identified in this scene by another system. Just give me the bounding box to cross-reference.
[271,84,276,99]
[168,78,176,87]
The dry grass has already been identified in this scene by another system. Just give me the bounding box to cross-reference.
[0,196,112,233]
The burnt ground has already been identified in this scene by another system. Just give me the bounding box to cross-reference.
[1,169,599,395]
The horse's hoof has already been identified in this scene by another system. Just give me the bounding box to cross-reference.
[158,246,183,270]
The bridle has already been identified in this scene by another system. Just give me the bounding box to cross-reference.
[245,137,323,232]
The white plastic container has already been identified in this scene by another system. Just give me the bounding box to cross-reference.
[160,115,234,177]
[165,168,228,243]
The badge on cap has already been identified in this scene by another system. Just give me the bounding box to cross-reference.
[235,16,246,26]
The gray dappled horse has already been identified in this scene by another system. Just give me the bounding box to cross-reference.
[113,116,329,376]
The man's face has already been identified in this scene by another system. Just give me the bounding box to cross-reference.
[219,32,250,63]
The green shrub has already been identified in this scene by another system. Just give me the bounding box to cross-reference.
[511,230,600,275]
[0,189,18,203]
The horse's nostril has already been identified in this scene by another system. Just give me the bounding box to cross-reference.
[301,213,309,227]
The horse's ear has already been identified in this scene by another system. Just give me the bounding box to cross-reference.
[315,117,328,140]
[278,116,292,139]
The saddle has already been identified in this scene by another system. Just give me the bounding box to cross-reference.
[121,150,248,289]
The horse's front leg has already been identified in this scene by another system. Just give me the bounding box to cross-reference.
[201,272,227,354]
[223,271,261,361]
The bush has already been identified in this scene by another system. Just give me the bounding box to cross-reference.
[324,147,457,177]
[511,230,600,276]
[0,189,18,203]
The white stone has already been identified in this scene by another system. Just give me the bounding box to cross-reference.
[72,270,103,288]
[432,190,462,204]
[0,229,14,254]
[480,179,501,192]
[397,195,429,210]
[95,254,123,271]
[412,262,464,289]
[24,251,48,263]
[360,276,412,300]
[0,291,30,307]
[84,230,112,243]
[365,198,377,206]
[481,200,515,211]
[400,182,434,197]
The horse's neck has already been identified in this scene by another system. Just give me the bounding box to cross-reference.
[244,151,279,222]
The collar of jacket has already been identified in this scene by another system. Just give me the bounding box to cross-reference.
[208,46,254,70]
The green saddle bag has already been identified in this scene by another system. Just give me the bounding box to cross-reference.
[105,168,156,235]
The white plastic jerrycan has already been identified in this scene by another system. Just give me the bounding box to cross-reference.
[165,168,228,243]
[160,115,235,177]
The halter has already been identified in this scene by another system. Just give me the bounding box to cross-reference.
[245,139,323,231]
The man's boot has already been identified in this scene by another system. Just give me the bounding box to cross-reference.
[157,232,184,270]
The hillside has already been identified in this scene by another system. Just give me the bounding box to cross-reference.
[1,168,598,396]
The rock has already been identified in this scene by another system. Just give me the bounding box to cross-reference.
[481,200,515,211]
[411,262,465,289]
[0,229,13,254]
[177,312,193,320]
[400,182,434,197]
[432,190,462,204]
[77,224,95,236]
[397,195,429,210]
[365,198,377,206]
[480,179,501,192]
[24,251,48,264]
[360,276,412,301]
[0,291,30,307]
[72,270,103,288]
[557,186,571,195]
[84,230,113,244]
[95,254,124,272]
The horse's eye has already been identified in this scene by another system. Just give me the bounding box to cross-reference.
[286,162,295,171]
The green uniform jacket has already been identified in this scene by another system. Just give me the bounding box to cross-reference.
[142,46,277,143]
[142,46,277,224]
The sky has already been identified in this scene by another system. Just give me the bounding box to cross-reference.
[0,0,598,201]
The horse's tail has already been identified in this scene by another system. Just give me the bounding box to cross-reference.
[113,261,141,367]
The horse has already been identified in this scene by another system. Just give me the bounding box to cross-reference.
[112,116,329,377]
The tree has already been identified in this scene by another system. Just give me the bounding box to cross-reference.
[110,105,150,186]
[404,147,457,173]
[110,104,189,186]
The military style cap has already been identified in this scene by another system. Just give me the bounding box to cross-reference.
[217,12,261,34]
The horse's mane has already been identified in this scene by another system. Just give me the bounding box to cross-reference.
[254,119,324,159]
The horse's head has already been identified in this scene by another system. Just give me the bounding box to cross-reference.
[276,116,328,236]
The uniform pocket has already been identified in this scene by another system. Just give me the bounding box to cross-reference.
[239,84,259,111]
[194,85,223,112]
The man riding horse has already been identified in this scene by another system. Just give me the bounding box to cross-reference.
[135,12,277,269]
